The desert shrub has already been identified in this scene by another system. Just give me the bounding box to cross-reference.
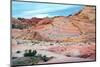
[12,57,17,59]
[23,50,53,64]
[13,61,26,65]
[24,50,37,57]
[31,56,40,64]
[16,51,21,53]
[41,55,50,62]
[17,17,25,20]
[12,24,27,29]
[12,57,33,65]
[50,44,54,45]
[32,50,37,56]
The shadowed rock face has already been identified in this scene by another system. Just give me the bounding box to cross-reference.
[11,6,96,42]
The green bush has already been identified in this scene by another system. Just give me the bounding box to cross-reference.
[41,55,50,62]
[23,50,53,64]
[24,50,37,57]
[16,51,21,53]
[31,56,40,64]
[17,17,25,20]
[12,24,27,29]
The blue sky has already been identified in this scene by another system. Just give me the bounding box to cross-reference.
[12,1,84,18]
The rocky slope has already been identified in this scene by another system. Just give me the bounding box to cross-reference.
[12,6,96,42]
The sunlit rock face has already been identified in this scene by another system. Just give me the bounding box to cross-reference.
[32,16,81,41]
[11,6,96,42]
[47,43,96,59]
[78,6,96,23]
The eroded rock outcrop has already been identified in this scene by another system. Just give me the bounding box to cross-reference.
[11,6,96,42]
[47,43,96,59]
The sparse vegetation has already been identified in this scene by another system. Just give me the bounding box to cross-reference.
[24,50,37,57]
[12,57,17,59]
[17,17,25,20]
[23,49,53,64]
[50,43,54,45]
[41,55,50,62]
[12,24,27,29]
[16,51,21,53]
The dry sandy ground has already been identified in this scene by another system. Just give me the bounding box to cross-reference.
[12,39,95,64]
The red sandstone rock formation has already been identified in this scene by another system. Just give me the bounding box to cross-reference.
[11,6,96,42]
[47,43,96,59]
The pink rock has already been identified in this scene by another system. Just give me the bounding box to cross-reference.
[47,43,96,59]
